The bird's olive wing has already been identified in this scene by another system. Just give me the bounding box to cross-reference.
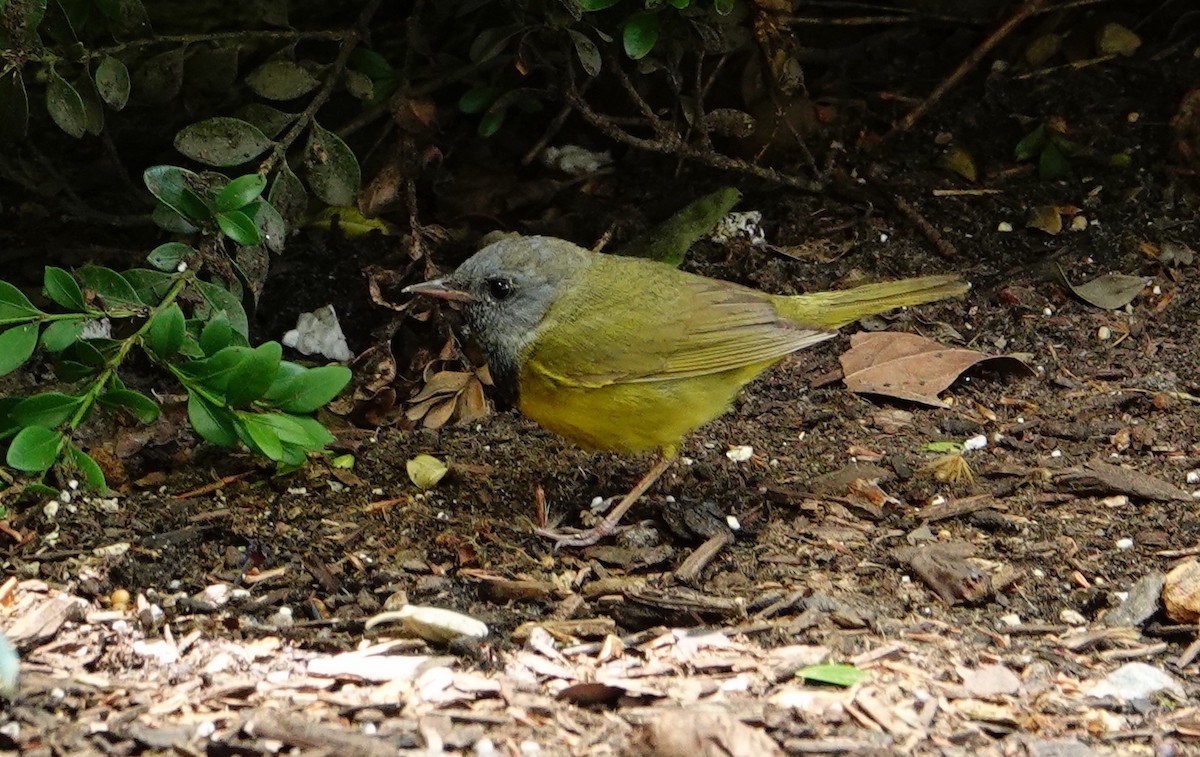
[532,264,834,386]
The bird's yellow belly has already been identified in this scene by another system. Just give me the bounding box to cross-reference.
[517,361,776,455]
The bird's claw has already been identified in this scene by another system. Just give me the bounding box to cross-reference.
[535,520,619,550]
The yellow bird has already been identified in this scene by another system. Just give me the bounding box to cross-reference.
[406,236,968,547]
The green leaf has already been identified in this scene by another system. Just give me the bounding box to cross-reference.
[97,388,160,423]
[174,117,273,167]
[246,59,320,101]
[151,203,199,234]
[11,392,82,428]
[0,397,22,441]
[65,443,107,491]
[145,302,185,359]
[187,392,238,446]
[224,341,282,407]
[6,425,63,472]
[199,312,234,355]
[458,86,499,115]
[1014,124,1047,161]
[0,69,30,142]
[179,345,249,393]
[143,165,211,222]
[712,0,732,14]
[44,267,86,311]
[246,199,286,253]
[580,0,621,8]
[122,268,176,304]
[795,664,870,688]
[478,106,506,138]
[567,30,601,77]
[233,103,296,139]
[267,365,351,413]
[215,174,267,212]
[76,74,105,135]
[268,163,307,225]
[0,325,39,376]
[77,265,143,308]
[147,242,192,271]
[0,280,41,321]
[249,412,322,448]
[1038,141,1069,180]
[236,412,284,460]
[46,68,87,139]
[94,55,131,109]
[40,318,84,352]
[288,414,335,448]
[193,280,248,336]
[623,12,660,59]
[132,47,185,103]
[216,209,262,246]
[302,121,361,206]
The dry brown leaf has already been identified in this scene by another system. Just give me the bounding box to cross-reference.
[405,369,492,429]
[1058,267,1151,310]
[628,709,785,757]
[1162,560,1200,624]
[1026,205,1062,235]
[839,332,1032,407]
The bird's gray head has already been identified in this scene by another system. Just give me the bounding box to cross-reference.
[403,236,594,398]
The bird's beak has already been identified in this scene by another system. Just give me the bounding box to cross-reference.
[403,278,477,303]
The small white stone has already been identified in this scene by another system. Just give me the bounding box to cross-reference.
[1188,470,1200,484]
[998,613,1022,628]
[1049,450,1062,458]
[68,479,79,490]
[1070,215,1088,231]
[1032,569,1045,579]
[1097,326,1111,340]
[1043,307,1053,316]
[195,721,217,739]
[1152,285,1161,295]
[726,515,741,531]
[997,221,1013,232]
[1060,609,1087,625]
[176,261,188,273]
[963,434,988,452]
[1115,538,1134,550]
[726,445,753,463]
[879,233,889,243]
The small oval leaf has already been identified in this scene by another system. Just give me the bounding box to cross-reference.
[246,59,320,101]
[303,121,361,206]
[174,117,273,167]
[46,68,87,138]
[95,56,131,109]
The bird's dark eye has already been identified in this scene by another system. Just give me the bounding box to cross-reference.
[487,277,513,301]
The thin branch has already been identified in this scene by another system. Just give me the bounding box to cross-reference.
[888,0,1045,136]
[262,0,383,175]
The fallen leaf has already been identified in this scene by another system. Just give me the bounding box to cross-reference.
[1162,560,1200,624]
[1059,266,1151,310]
[840,332,1032,407]
[1026,205,1062,235]
[1095,23,1141,57]
[628,709,785,757]
[938,145,977,182]
[1052,459,1190,502]
[406,454,448,490]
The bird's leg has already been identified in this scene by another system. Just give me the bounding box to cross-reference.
[536,454,678,549]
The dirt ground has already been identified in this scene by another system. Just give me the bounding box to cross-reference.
[4,8,1200,757]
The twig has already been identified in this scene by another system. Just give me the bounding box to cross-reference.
[521,79,594,166]
[889,0,1045,136]
[565,81,823,194]
[867,166,958,259]
[262,0,382,175]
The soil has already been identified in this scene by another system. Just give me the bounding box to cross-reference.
[4,9,1200,757]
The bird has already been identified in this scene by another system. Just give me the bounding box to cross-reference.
[405,235,969,547]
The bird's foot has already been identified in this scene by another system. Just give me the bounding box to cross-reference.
[534,519,621,550]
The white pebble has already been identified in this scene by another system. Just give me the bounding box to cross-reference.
[998,614,1022,628]
[1115,538,1133,550]
[726,515,741,531]
[963,434,988,452]
[1049,450,1062,458]
[1070,215,1088,232]
[997,221,1013,232]
[726,445,754,463]
[1043,307,1053,316]
[1097,326,1111,340]
[1185,470,1199,484]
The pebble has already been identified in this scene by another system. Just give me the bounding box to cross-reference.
[1060,609,1087,625]
[726,445,754,462]
[997,221,1013,232]
[1097,325,1111,340]
[1115,538,1134,550]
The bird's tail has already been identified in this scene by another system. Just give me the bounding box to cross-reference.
[775,274,970,329]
